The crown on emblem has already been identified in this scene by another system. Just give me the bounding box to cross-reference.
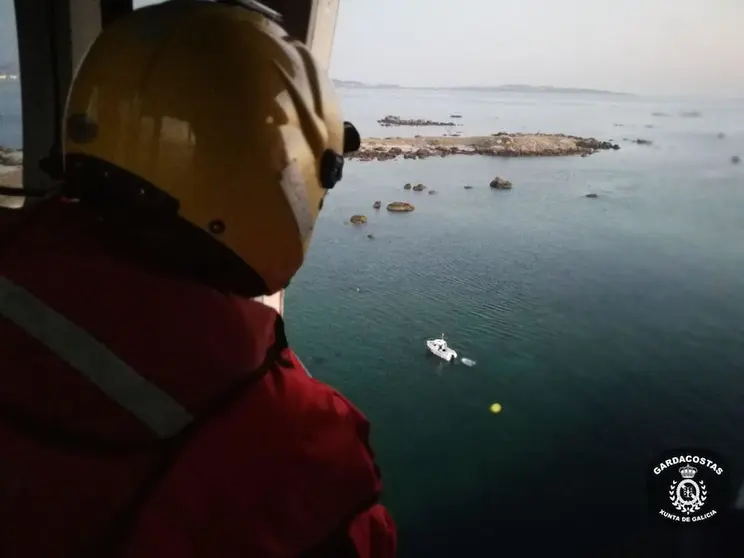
[679,464,697,479]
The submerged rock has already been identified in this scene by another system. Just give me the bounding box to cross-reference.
[412,183,426,191]
[732,156,741,164]
[386,201,415,213]
[490,176,513,190]
[428,190,437,195]
[585,193,599,198]
[464,185,474,190]
[367,234,374,239]
[576,138,620,151]
[403,182,412,190]
[373,200,382,209]
[633,138,653,145]
[349,214,367,225]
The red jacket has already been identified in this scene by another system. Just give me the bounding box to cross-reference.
[0,201,396,557]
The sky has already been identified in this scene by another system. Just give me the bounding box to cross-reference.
[330,0,744,96]
[2,0,743,96]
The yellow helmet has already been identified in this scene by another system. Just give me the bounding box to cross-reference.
[62,0,360,295]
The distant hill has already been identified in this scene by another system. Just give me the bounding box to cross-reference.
[333,79,401,89]
[0,61,18,74]
[332,79,632,96]
[449,84,632,96]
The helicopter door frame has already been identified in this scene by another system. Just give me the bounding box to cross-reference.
[13,0,110,191]
[306,0,340,70]
[14,0,71,191]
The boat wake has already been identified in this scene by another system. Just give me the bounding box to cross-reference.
[460,358,476,367]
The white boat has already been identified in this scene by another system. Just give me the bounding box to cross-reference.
[426,333,458,362]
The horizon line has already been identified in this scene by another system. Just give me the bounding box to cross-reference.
[331,80,634,95]
[330,80,744,99]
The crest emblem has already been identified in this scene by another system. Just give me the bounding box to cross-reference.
[648,448,729,527]
[669,465,707,514]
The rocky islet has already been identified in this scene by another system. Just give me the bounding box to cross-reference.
[378,115,459,127]
[345,132,621,162]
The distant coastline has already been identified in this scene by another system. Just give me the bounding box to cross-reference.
[332,79,632,96]
[0,62,18,74]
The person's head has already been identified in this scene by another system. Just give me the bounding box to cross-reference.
[61,0,360,297]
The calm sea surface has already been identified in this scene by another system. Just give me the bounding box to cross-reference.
[3,82,744,556]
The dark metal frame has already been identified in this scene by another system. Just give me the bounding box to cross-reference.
[13,0,73,190]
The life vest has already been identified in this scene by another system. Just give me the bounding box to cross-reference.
[0,201,383,557]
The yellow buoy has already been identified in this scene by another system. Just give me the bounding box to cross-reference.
[489,403,502,414]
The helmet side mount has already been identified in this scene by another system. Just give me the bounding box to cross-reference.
[319,121,359,189]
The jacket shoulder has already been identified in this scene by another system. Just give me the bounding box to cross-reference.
[121,349,382,557]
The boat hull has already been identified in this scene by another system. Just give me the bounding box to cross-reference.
[426,340,457,362]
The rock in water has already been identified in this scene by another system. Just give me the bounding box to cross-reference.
[490,176,513,189]
[403,182,412,190]
[732,155,741,165]
[586,193,599,198]
[386,202,415,213]
[412,183,426,191]
[349,214,367,225]
[372,201,382,209]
